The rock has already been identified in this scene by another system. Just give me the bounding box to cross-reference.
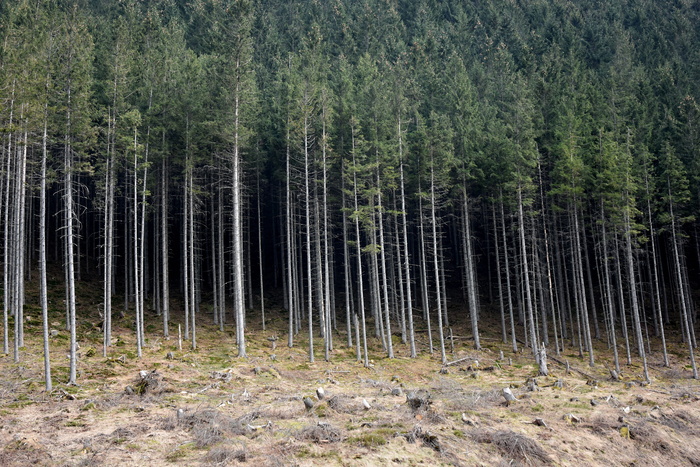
[362,398,372,410]
[391,387,403,396]
[125,386,135,395]
[554,379,564,389]
[499,350,505,361]
[622,406,630,414]
[316,387,325,400]
[166,352,174,360]
[590,399,599,406]
[176,408,184,420]
[50,329,59,337]
[502,387,518,405]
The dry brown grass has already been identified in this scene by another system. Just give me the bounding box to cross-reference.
[2,303,700,466]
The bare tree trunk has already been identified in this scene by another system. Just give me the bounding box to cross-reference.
[377,166,394,358]
[492,202,506,344]
[430,162,446,364]
[600,205,620,373]
[103,108,115,355]
[133,127,143,358]
[462,188,481,350]
[257,167,266,331]
[669,195,698,378]
[398,117,416,357]
[233,61,246,358]
[625,210,648,381]
[2,84,14,355]
[40,106,52,391]
[418,186,433,354]
[161,153,169,338]
[303,106,313,363]
[572,203,594,366]
[286,125,294,347]
[217,176,225,331]
[517,183,536,361]
[321,113,332,359]
[65,89,78,385]
[342,163,353,348]
[188,167,196,350]
[352,127,369,367]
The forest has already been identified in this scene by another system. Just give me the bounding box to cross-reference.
[2,0,700,392]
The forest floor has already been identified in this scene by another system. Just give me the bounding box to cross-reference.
[1,282,700,466]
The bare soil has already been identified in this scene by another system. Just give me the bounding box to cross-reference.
[2,306,700,466]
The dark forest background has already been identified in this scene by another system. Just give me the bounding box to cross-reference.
[2,0,700,382]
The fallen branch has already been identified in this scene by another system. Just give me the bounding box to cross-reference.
[444,356,477,367]
[549,355,596,381]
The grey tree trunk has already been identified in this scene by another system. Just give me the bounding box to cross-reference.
[462,188,481,350]
[430,162,446,364]
[398,117,416,357]
[40,109,52,391]
[286,125,295,348]
[65,93,78,385]
[352,128,369,367]
[517,184,536,361]
[161,155,169,338]
[377,167,394,358]
[624,210,648,381]
[103,109,115,355]
[303,105,313,363]
[600,205,620,374]
[233,61,246,358]
[669,194,698,378]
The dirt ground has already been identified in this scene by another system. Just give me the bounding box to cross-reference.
[1,309,700,466]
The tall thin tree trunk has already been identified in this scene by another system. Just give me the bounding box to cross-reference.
[517,183,537,360]
[161,153,169,338]
[40,104,52,391]
[233,59,246,358]
[398,117,416,357]
[669,194,698,378]
[430,161,446,364]
[462,187,481,350]
[352,128,369,367]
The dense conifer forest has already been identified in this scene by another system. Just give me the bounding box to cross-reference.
[2,0,700,386]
